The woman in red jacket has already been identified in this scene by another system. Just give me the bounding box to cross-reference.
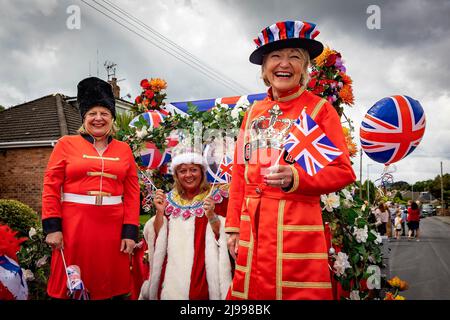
[407,201,421,241]
[42,77,140,299]
[225,20,356,300]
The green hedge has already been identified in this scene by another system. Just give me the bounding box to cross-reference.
[0,199,39,237]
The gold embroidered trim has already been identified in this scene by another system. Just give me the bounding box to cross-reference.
[285,165,299,193]
[277,86,305,102]
[283,225,324,232]
[231,197,253,300]
[87,172,118,180]
[235,264,249,272]
[276,199,286,300]
[282,253,328,260]
[83,155,120,161]
[281,281,332,289]
[241,215,250,221]
[231,289,247,299]
[243,230,253,299]
[310,99,326,120]
[87,191,112,196]
[225,227,240,233]
[238,240,251,247]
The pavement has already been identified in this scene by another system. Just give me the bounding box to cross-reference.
[388,216,450,299]
[435,215,450,225]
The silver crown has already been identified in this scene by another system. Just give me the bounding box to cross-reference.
[249,104,293,150]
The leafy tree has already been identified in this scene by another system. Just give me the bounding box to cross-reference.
[0,105,5,112]
[390,181,410,191]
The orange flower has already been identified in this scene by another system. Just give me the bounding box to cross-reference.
[339,84,354,105]
[342,127,357,158]
[340,72,353,85]
[400,280,409,291]
[150,78,167,92]
[314,47,334,67]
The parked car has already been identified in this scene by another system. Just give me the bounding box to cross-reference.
[421,204,436,217]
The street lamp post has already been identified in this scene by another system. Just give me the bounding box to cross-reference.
[367,163,375,204]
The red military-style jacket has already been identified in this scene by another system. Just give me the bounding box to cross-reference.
[225,86,356,300]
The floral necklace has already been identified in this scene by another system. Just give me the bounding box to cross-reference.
[165,186,229,220]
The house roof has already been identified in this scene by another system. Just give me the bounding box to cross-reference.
[0,94,81,144]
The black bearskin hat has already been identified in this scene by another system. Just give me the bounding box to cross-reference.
[77,77,116,120]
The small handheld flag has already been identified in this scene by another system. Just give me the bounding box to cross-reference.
[61,249,90,300]
[283,109,342,176]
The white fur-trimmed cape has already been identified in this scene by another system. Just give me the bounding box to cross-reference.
[138,215,231,300]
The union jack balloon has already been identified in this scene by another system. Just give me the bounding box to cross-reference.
[360,95,426,165]
[129,110,168,129]
[129,110,177,169]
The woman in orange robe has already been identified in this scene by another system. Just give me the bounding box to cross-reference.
[225,20,356,300]
[42,77,140,299]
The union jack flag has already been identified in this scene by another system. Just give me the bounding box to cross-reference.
[360,95,426,165]
[218,155,233,183]
[283,109,342,176]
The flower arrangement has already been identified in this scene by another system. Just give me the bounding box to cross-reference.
[384,276,408,300]
[322,188,386,300]
[308,46,355,117]
[132,78,168,114]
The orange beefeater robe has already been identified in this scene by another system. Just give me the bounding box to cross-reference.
[225,86,356,300]
[42,135,140,299]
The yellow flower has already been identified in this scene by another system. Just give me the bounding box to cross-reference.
[150,78,167,91]
[388,276,402,288]
[314,46,334,67]
[394,295,406,300]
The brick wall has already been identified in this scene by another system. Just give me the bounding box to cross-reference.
[0,147,53,214]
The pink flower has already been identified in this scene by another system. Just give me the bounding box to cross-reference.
[166,205,174,214]
[172,207,181,217]
[182,210,191,219]
[212,194,222,202]
[195,208,204,217]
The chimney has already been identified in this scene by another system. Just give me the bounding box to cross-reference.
[109,77,120,99]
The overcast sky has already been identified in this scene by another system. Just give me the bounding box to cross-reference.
[0,0,449,184]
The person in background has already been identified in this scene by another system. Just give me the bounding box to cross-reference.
[42,77,140,299]
[408,201,421,241]
[394,211,403,240]
[388,202,397,238]
[374,202,389,236]
[401,205,408,236]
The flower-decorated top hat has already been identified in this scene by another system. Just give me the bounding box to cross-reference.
[170,139,207,173]
[249,20,324,65]
[77,77,116,120]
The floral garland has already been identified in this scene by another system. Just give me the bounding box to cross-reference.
[308,47,357,159]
